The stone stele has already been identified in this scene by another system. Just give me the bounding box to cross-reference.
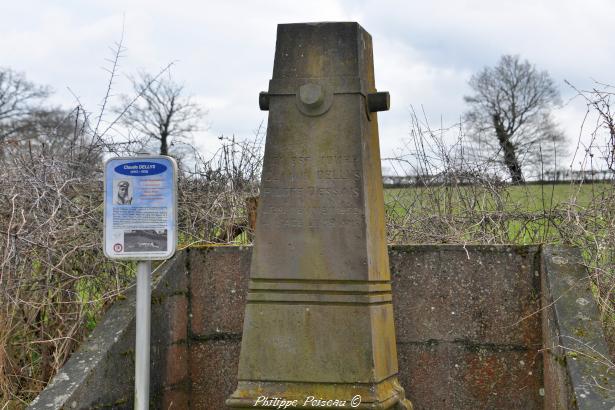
[226,22,412,410]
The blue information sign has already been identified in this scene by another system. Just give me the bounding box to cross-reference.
[103,156,178,260]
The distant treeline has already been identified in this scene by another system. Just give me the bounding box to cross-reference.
[382,169,614,187]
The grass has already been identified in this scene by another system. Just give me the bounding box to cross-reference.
[384,182,614,246]
[385,182,611,215]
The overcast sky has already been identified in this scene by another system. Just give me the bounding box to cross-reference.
[2,0,613,169]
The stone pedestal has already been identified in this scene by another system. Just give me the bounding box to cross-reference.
[227,22,412,409]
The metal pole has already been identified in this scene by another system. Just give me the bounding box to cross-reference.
[135,260,151,410]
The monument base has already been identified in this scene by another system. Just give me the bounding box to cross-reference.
[226,377,413,409]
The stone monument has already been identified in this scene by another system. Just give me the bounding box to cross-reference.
[227,22,412,409]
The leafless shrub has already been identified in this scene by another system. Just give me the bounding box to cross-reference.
[567,80,615,173]
[385,107,510,244]
[563,81,615,352]
[385,101,615,359]
[0,40,263,407]
[0,34,122,404]
[0,107,125,405]
[0,115,264,408]
[179,129,264,246]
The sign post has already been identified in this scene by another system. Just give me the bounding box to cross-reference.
[135,260,152,410]
[103,156,178,410]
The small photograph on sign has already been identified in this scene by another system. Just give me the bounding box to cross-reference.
[113,179,134,205]
[124,229,168,252]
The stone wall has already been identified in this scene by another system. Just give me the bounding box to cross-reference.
[188,246,251,409]
[29,245,615,409]
[390,245,543,409]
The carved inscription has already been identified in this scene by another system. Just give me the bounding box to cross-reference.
[262,207,362,229]
[263,154,359,182]
[261,144,363,229]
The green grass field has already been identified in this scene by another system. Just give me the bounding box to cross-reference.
[385,182,611,213]
[384,182,613,245]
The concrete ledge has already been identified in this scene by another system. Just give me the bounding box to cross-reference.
[542,245,615,409]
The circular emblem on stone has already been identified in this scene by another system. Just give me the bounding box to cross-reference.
[113,243,123,252]
[295,83,333,116]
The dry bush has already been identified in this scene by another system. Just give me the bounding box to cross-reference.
[0,33,264,405]
[178,132,263,246]
[0,58,263,408]
[567,82,615,351]
[0,109,127,405]
[0,123,263,407]
[384,102,615,357]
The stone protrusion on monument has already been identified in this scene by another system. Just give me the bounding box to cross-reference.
[227,22,412,409]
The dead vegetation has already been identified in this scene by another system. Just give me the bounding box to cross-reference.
[0,120,263,406]
[385,98,615,357]
[0,44,262,405]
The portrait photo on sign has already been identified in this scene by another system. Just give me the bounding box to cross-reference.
[113,179,134,205]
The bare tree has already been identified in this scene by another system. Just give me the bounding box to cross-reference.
[464,55,565,183]
[116,71,204,157]
[0,67,51,141]
[4,107,90,157]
